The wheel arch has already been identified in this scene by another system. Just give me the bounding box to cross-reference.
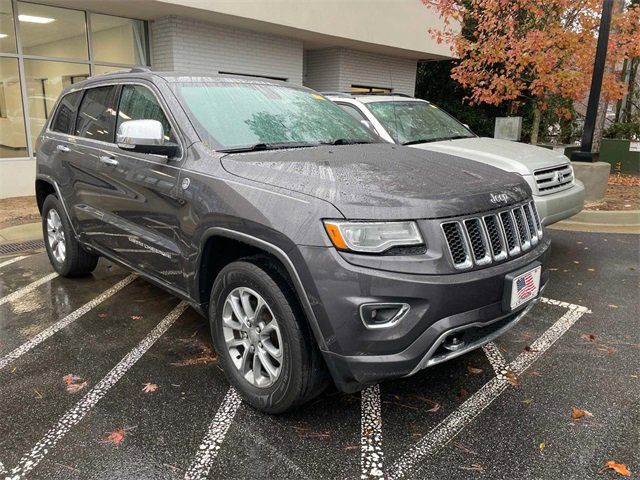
[195,227,329,352]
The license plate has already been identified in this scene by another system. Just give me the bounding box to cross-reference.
[508,265,541,310]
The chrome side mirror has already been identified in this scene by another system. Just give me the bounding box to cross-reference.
[116,119,178,157]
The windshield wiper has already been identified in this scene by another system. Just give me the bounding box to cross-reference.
[402,135,471,146]
[218,142,320,153]
[323,138,375,145]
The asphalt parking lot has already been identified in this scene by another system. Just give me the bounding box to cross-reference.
[0,229,638,480]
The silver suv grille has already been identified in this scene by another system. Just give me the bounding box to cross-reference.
[441,201,543,270]
[534,164,573,194]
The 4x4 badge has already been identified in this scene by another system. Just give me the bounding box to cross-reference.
[181,177,191,190]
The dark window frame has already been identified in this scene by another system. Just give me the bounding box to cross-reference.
[50,90,86,135]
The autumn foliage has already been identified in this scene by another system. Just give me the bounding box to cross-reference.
[422,0,640,126]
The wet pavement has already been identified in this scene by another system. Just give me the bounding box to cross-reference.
[0,229,638,480]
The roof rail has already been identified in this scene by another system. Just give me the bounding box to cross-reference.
[130,66,152,73]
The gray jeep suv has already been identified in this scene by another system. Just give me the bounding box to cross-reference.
[35,70,550,413]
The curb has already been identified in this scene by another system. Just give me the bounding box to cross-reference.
[549,209,640,234]
[0,222,42,245]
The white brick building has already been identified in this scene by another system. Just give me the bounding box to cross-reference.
[0,0,453,198]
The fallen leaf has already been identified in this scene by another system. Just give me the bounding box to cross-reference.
[581,333,596,342]
[573,261,580,264]
[521,399,533,405]
[131,315,143,321]
[467,366,484,374]
[603,461,631,477]
[596,346,618,355]
[587,268,595,272]
[505,370,519,386]
[142,383,158,393]
[66,381,87,393]
[101,428,126,445]
[457,388,469,398]
[608,304,619,309]
[571,407,593,420]
[539,441,545,452]
[63,374,81,385]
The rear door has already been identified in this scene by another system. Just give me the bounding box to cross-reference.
[88,82,186,290]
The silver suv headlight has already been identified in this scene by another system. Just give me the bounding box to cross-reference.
[323,220,423,253]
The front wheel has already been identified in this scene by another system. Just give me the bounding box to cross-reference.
[42,194,99,277]
[210,258,327,413]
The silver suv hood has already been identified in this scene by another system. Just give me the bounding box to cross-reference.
[410,137,569,176]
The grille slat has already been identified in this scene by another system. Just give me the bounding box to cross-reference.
[534,164,573,194]
[443,202,541,269]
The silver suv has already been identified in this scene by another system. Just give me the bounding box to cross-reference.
[327,93,585,226]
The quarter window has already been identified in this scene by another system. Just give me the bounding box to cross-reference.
[117,85,172,141]
[75,86,119,141]
[50,90,83,134]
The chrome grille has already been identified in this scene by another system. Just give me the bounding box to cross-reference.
[534,164,574,194]
[442,201,543,269]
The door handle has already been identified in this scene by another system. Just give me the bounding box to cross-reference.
[99,156,119,166]
[56,144,70,152]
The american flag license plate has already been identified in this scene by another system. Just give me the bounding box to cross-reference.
[509,266,541,310]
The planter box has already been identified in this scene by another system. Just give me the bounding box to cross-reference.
[599,139,640,174]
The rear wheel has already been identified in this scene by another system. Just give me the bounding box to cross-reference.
[210,258,327,413]
[42,194,99,277]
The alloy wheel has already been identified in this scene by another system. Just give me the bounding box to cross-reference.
[222,287,283,388]
[46,209,66,264]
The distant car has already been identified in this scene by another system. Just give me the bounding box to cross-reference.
[326,93,585,226]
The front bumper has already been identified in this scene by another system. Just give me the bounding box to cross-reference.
[297,239,551,392]
[535,181,585,226]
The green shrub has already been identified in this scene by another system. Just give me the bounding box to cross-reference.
[603,122,640,141]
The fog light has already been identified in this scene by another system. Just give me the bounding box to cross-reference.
[360,303,410,329]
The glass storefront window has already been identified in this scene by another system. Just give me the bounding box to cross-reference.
[93,64,129,76]
[18,2,88,60]
[0,0,17,53]
[23,59,89,144]
[0,58,27,157]
[91,14,147,65]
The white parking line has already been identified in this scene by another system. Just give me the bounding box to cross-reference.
[0,274,137,371]
[482,342,507,375]
[361,384,384,479]
[184,388,243,480]
[4,301,189,480]
[0,272,58,307]
[0,256,28,269]
[388,302,590,479]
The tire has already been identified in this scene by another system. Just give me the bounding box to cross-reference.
[210,257,328,414]
[42,194,99,277]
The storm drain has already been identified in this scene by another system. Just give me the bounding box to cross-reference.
[0,239,45,255]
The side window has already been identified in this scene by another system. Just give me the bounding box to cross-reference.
[75,85,119,142]
[338,103,367,122]
[117,85,173,141]
[50,91,84,135]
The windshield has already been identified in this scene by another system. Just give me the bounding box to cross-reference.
[174,82,379,150]
[366,101,475,145]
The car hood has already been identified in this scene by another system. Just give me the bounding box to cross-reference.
[410,137,569,176]
[220,144,530,219]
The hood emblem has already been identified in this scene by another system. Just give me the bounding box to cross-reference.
[489,192,510,204]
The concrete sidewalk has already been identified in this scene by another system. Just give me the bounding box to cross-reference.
[549,209,640,234]
[0,222,42,244]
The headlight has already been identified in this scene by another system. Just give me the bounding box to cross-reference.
[323,220,423,253]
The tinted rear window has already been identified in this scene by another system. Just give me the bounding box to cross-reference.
[75,85,119,142]
[51,91,83,135]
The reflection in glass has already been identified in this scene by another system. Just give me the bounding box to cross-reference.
[91,13,147,65]
[93,64,128,76]
[18,2,88,59]
[0,0,17,53]
[0,58,28,157]
[23,59,89,145]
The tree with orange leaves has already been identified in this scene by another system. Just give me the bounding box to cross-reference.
[423,0,640,144]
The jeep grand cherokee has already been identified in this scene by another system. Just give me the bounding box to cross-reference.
[35,70,550,413]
